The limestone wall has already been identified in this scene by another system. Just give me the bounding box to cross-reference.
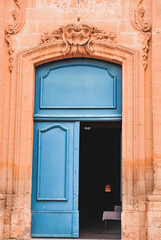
[0,0,161,239]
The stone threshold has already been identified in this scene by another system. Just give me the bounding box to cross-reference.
[4,239,120,240]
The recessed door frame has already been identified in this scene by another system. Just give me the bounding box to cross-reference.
[11,41,141,239]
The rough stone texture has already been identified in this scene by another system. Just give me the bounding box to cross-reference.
[0,0,161,239]
[146,2,161,238]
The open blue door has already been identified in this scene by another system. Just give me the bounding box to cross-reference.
[32,58,122,237]
[31,121,80,237]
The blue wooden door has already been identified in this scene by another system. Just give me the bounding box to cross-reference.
[32,58,122,237]
[31,121,80,237]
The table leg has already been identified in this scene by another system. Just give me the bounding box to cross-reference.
[105,220,108,230]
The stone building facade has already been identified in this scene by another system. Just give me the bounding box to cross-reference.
[0,0,161,239]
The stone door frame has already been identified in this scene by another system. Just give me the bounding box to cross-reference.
[11,41,142,239]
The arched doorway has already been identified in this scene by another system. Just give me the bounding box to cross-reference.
[31,58,122,237]
[12,39,138,239]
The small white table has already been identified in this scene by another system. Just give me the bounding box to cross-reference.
[102,206,121,229]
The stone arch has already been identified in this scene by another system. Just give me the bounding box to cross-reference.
[11,39,140,239]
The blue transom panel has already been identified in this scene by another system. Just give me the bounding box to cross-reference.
[34,58,122,119]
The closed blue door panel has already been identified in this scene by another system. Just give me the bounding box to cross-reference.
[31,121,80,237]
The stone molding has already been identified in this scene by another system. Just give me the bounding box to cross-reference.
[5,0,26,72]
[130,0,151,69]
[8,40,142,239]
[0,194,5,200]
[39,23,117,55]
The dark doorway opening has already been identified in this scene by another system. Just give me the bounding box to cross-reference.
[79,122,121,239]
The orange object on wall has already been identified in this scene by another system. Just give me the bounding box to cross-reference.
[105,184,111,192]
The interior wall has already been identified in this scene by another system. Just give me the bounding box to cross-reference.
[79,122,121,223]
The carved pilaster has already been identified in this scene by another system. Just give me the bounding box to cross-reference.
[5,0,26,72]
[130,0,151,69]
[39,24,117,55]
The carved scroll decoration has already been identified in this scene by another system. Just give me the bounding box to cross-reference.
[39,24,117,55]
[6,0,26,72]
[130,0,151,69]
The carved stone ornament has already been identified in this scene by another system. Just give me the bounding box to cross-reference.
[6,0,26,72]
[39,24,117,54]
[130,0,151,69]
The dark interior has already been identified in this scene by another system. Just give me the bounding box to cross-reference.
[79,121,121,238]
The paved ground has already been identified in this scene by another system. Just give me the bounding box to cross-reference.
[79,219,121,239]
[9,220,121,240]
